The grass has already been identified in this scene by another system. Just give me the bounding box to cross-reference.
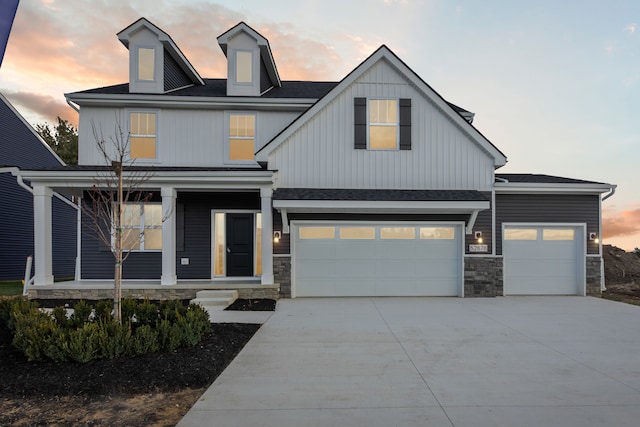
[0,282,23,297]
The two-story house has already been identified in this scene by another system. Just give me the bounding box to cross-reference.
[18,18,615,300]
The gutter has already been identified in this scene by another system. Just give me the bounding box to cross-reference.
[0,167,79,210]
[66,97,80,113]
[602,184,617,201]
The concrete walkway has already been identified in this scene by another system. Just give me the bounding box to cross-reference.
[178,297,640,426]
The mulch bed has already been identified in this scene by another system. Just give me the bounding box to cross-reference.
[225,298,276,311]
[0,298,276,426]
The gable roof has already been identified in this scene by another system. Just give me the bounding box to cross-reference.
[217,22,281,88]
[117,17,204,86]
[256,45,507,167]
[0,92,66,168]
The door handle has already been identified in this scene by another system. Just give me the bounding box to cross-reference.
[226,247,231,253]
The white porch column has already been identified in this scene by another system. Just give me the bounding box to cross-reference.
[161,186,177,285]
[33,184,54,285]
[260,187,274,285]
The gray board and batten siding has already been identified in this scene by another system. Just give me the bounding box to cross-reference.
[495,194,600,255]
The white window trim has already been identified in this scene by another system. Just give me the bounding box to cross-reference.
[224,111,258,165]
[368,98,399,151]
[114,202,163,252]
[136,46,156,82]
[127,109,160,163]
[211,210,262,279]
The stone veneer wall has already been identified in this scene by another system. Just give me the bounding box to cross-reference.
[464,257,503,297]
[274,256,292,298]
[28,285,280,301]
[586,256,602,296]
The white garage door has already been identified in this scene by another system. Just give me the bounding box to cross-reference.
[293,223,462,297]
[503,225,584,295]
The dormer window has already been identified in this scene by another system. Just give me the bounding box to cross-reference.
[137,47,155,81]
[235,50,253,84]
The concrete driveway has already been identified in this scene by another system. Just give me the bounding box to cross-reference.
[178,297,640,426]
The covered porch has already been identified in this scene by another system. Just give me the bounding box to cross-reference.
[19,167,278,294]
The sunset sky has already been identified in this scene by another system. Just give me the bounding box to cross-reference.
[1,0,638,250]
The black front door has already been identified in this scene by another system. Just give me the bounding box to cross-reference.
[226,213,254,276]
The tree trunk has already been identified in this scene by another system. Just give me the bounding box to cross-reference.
[113,162,124,323]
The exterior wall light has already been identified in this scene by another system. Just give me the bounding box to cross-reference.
[589,232,599,244]
[474,231,483,243]
[273,231,281,243]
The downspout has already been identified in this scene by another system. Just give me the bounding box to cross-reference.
[602,184,617,201]
[600,184,616,290]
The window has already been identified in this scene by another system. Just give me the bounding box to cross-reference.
[120,203,162,251]
[130,112,157,159]
[354,98,411,150]
[543,229,575,241]
[504,228,538,240]
[340,227,375,239]
[236,51,253,83]
[380,227,415,239]
[137,48,155,81]
[299,227,335,239]
[229,114,255,161]
[420,227,455,240]
[369,99,398,149]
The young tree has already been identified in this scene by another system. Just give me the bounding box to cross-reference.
[81,120,161,322]
[35,117,79,165]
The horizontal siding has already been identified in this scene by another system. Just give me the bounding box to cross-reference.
[464,192,493,255]
[164,51,192,92]
[52,196,77,278]
[79,107,300,167]
[495,194,600,255]
[0,97,64,168]
[0,174,77,280]
[0,173,34,280]
[269,59,494,191]
[176,192,260,279]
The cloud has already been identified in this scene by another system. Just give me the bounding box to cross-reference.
[602,207,640,238]
[625,23,637,34]
[1,89,77,126]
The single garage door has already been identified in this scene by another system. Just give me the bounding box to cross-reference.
[503,225,584,295]
[293,223,462,297]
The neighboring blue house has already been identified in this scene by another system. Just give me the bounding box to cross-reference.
[0,93,77,281]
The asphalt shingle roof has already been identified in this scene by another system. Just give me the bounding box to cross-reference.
[496,174,609,185]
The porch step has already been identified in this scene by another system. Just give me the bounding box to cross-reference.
[190,290,239,311]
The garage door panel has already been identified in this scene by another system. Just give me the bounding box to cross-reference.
[294,223,462,297]
[504,225,581,296]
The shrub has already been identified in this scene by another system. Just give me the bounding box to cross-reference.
[121,298,137,322]
[70,300,92,328]
[133,324,159,355]
[5,298,210,363]
[134,300,158,326]
[94,300,113,322]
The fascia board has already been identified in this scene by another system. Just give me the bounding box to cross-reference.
[273,199,489,213]
[65,93,315,110]
[494,182,614,194]
[19,170,274,188]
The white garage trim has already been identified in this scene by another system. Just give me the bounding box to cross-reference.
[502,223,586,296]
[291,220,465,298]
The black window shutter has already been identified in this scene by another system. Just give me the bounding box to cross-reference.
[399,98,411,150]
[354,97,367,149]
[176,203,184,252]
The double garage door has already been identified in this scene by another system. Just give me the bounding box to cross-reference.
[503,225,585,295]
[293,223,462,297]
